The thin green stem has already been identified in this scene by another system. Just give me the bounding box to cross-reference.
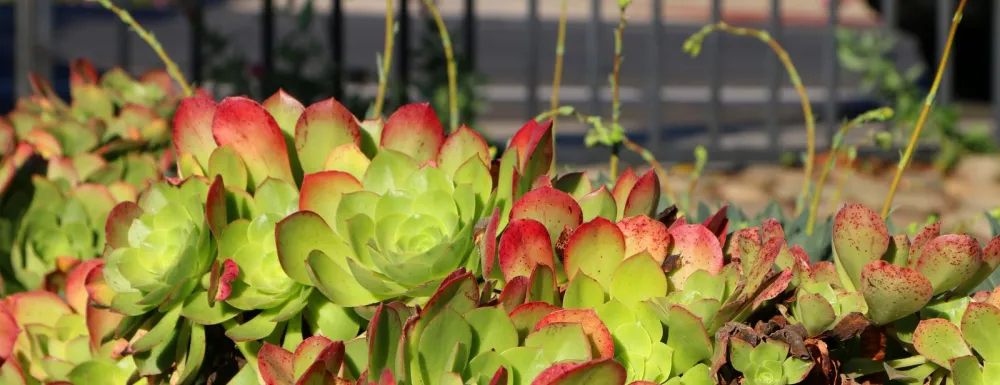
[373,0,395,118]
[806,108,893,234]
[828,146,856,211]
[422,0,459,133]
[609,7,628,182]
[684,22,815,216]
[549,0,568,171]
[93,0,192,96]
[882,0,967,218]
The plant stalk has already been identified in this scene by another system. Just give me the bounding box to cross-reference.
[684,22,815,216]
[373,0,395,118]
[422,0,459,132]
[881,0,967,218]
[93,0,193,97]
[549,0,568,171]
[609,7,627,182]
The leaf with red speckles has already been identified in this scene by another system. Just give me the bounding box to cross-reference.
[509,302,560,341]
[914,234,983,295]
[622,169,660,218]
[732,227,761,264]
[752,268,793,308]
[295,98,362,174]
[611,168,640,220]
[480,208,502,279]
[909,222,941,268]
[762,218,785,243]
[437,124,490,178]
[861,260,933,325]
[913,318,972,367]
[743,237,783,297]
[961,302,1000,362]
[526,265,560,306]
[617,215,671,264]
[105,201,143,249]
[667,224,725,290]
[578,186,617,223]
[298,171,363,226]
[534,309,615,359]
[564,217,626,289]
[211,97,295,187]
[810,261,840,288]
[172,96,218,172]
[554,172,594,200]
[499,276,530,312]
[499,219,555,282]
[832,203,890,290]
[884,234,911,267]
[379,103,445,164]
[510,187,583,248]
[258,342,295,385]
[530,358,627,385]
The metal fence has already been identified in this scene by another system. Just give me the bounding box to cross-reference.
[10,0,1000,164]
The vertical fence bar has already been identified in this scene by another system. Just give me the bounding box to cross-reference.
[936,0,953,104]
[13,0,34,99]
[189,1,204,84]
[117,0,131,72]
[329,0,344,99]
[36,0,51,82]
[396,0,410,105]
[823,0,840,139]
[708,0,722,151]
[525,0,539,120]
[262,0,275,96]
[766,0,783,153]
[463,0,476,70]
[994,1,1000,147]
[646,0,662,151]
[586,0,600,115]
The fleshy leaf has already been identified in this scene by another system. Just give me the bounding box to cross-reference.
[499,219,555,282]
[564,217,626,289]
[437,124,490,178]
[909,222,941,268]
[861,260,933,325]
[172,97,218,173]
[510,186,583,248]
[105,201,143,249]
[211,97,295,187]
[535,309,615,359]
[262,89,305,136]
[960,302,1000,362]
[298,170,363,226]
[611,168,640,220]
[295,97,362,174]
[380,103,445,164]
[913,234,983,295]
[832,203,890,289]
[531,358,627,385]
[913,318,972,367]
[610,252,668,304]
[668,224,724,290]
[617,215,671,264]
[579,186,618,222]
[622,169,660,218]
[322,143,371,182]
[553,172,594,200]
[258,342,294,385]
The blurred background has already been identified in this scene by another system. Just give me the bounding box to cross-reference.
[5,0,1000,235]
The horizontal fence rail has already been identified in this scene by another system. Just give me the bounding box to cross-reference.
[9,0,1000,165]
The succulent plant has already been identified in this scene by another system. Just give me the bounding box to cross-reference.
[0,260,135,385]
[1,58,195,293]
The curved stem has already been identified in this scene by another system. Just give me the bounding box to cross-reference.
[93,0,193,97]
[609,9,627,182]
[422,0,459,133]
[373,0,395,118]
[684,23,815,216]
[549,0,568,171]
[881,0,967,218]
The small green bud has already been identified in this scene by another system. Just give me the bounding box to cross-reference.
[875,131,893,150]
[618,0,633,9]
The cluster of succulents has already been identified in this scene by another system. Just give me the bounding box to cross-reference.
[0,64,997,385]
[0,58,197,295]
